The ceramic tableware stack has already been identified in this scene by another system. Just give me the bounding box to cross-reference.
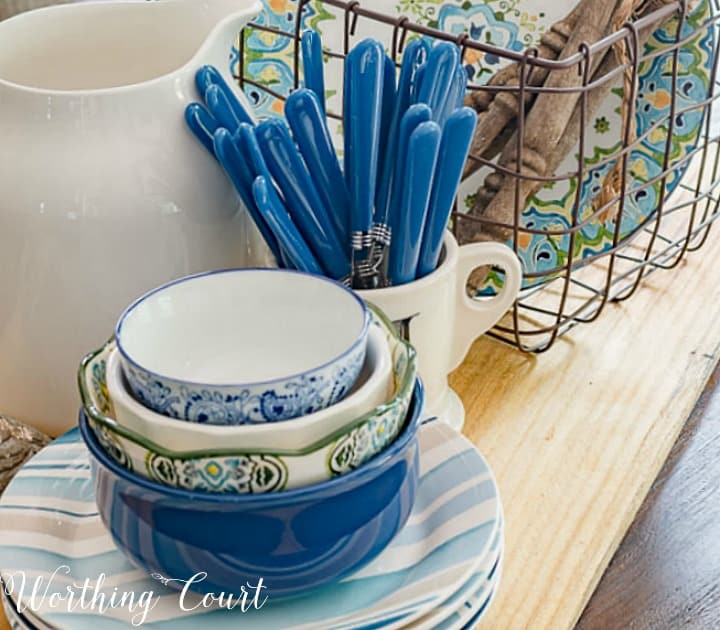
[0,267,505,628]
[82,268,418,495]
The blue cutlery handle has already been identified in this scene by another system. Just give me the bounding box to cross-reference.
[411,64,426,104]
[184,103,219,157]
[375,39,429,226]
[453,64,468,110]
[301,30,326,115]
[252,177,324,275]
[256,119,350,280]
[345,39,385,239]
[416,43,461,124]
[213,128,284,266]
[343,51,354,197]
[387,103,432,242]
[205,84,244,134]
[285,89,350,248]
[388,121,441,285]
[376,53,397,196]
[196,65,253,127]
[232,122,295,268]
[437,64,468,126]
[417,108,477,278]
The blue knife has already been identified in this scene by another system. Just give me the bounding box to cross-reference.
[252,176,324,275]
[285,88,350,248]
[416,107,477,278]
[387,121,441,285]
[301,30,326,115]
[256,119,350,279]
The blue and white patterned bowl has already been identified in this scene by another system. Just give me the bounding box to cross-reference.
[79,381,423,598]
[78,305,417,493]
[115,268,370,425]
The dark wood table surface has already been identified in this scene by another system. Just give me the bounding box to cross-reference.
[576,361,720,629]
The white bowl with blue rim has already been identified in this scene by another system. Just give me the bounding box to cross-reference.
[115,268,370,425]
[105,306,395,452]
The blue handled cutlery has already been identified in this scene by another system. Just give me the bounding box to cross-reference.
[186,32,476,287]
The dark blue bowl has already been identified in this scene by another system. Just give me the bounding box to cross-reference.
[80,380,423,598]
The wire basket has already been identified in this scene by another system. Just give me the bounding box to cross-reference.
[236,0,720,352]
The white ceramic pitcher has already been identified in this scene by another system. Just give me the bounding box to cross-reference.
[0,0,267,435]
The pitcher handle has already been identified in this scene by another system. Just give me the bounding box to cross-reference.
[450,242,522,370]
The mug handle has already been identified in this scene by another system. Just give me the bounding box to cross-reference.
[450,242,522,370]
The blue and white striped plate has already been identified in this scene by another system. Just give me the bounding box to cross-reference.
[414,518,503,630]
[0,420,501,629]
[437,563,502,630]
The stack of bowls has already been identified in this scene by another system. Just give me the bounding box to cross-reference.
[77,268,421,597]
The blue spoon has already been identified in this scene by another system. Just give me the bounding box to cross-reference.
[387,121,441,285]
[213,128,284,266]
[285,88,350,248]
[344,39,385,244]
[416,43,461,124]
[301,30,326,115]
[416,107,477,278]
[184,103,219,157]
[386,103,432,238]
[196,65,253,127]
[252,176,324,275]
[256,119,350,280]
[375,38,430,226]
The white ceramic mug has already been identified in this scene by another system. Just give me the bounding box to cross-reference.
[358,231,522,430]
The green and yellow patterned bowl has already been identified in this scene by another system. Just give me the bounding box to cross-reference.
[78,304,417,494]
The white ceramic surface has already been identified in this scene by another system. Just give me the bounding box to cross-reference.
[358,231,521,429]
[115,268,369,424]
[0,0,267,436]
[106,322,392,452]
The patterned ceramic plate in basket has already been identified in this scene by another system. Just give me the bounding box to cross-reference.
[0,421,501,630]
[237,0,714,289]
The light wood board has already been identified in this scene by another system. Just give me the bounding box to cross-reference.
[456,233,720,626]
